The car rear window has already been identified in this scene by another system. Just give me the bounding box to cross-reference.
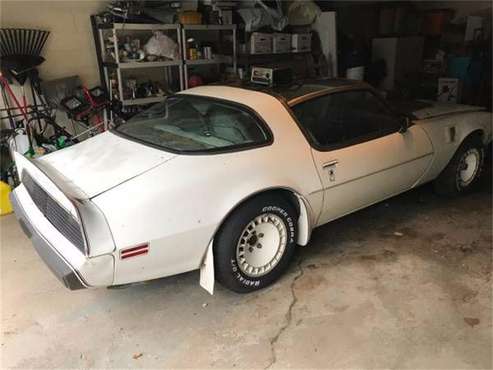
[115,95,271,153]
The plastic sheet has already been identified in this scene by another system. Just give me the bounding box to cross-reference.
[144,31,179,60]
[238,0,287,32]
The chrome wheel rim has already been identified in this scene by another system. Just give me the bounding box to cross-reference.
[236,213,288,277]
[457,149,480,188]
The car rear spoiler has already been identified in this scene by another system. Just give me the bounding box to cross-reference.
[14,151,90,202]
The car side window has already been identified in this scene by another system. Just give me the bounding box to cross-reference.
[291,94,344,146]
[333,90,400,142]
[291,89,401,149]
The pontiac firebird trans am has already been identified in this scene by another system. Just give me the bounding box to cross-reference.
[11,80,492,294]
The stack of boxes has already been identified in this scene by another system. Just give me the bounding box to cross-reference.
[248,32,311,54]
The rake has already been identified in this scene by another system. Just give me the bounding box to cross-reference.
[0,28,50,150]
[0,28,50,85]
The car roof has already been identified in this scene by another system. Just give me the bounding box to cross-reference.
[222,78,371,106]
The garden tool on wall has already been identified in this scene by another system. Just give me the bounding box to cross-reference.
[0,28,50,156]
[0,28,50,119]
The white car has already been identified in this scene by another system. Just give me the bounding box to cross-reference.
[11,80,492,294]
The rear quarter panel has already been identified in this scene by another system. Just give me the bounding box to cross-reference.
[92,93,323,285]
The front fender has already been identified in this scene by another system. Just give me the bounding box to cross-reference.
[417,111,492,184]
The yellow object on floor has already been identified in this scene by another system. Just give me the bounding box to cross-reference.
[0,181,13,216]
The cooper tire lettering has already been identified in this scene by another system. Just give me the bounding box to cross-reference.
[215,194,298,293]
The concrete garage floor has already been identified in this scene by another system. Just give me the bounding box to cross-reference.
[1,177,491,368]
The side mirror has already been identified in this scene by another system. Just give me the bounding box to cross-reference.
[399,116,411,133]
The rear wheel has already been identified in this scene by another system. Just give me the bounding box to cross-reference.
[214,194,298,293]
[434,136,484,196]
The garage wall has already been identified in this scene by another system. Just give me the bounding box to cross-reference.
[0,0,108,86]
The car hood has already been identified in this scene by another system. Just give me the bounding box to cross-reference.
[413,101,485,120]
[392,100,485,120]
[35,131,176,198]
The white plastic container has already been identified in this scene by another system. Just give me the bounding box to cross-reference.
[346,66,365,80]
[9,132,30,156]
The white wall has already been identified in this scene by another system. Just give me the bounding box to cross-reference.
[0,0,108,86]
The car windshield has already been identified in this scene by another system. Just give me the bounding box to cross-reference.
[115,95,270,153]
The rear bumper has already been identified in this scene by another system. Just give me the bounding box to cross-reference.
[11,191,87,290]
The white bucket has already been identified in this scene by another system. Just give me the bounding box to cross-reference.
[9,132,30,157]
[346,66,365,80]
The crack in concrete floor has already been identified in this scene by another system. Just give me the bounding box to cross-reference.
[265,258,305,369]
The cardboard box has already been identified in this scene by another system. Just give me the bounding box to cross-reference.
[437,78,462,103]
[249,32,272,54]
[292,33,311,52]
[273,33,291,53]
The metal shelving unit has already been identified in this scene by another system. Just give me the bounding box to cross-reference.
[96,22,184,109]
[181,24,237,89]
[91,19,238,113]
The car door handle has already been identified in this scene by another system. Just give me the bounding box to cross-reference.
[322,160,339,168]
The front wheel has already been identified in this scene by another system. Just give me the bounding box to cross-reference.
[214,194,298,293]
[434,136,484,196]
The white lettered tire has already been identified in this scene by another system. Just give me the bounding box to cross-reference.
[214,193,298,293]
